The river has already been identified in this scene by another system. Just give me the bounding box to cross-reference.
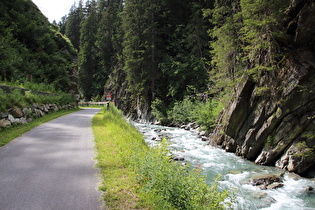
[131,122,315,210]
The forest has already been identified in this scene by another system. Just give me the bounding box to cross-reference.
[56,0,292,127]
[1,0,315,189]
[1,0,291,126]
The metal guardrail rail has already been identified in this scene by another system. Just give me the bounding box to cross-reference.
[78,102,108,106]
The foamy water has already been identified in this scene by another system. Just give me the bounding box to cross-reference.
[132,122,315,209]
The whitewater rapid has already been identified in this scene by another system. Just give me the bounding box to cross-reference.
[132,122,315,210]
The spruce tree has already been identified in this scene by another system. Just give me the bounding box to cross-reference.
[65,0,84,51]
[78,0,99,100]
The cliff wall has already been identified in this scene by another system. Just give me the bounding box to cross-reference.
[211,0,315,177]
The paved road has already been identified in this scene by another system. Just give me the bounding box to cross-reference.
[0,108,104,210]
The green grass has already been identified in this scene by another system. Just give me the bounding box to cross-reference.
[0,108,80,147]
[92,106,232,209]
[92,106,147,209]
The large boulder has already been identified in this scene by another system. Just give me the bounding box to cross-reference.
[251,174,283,190]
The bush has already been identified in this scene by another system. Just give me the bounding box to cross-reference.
[162,98,223,130]
[131,140,231,209]
[0,87,76,112]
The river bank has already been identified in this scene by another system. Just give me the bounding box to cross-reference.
[132,122,315,209]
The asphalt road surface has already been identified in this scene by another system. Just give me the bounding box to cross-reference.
[0,108,104,210]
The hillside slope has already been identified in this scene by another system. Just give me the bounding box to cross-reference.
[0,0,77,92]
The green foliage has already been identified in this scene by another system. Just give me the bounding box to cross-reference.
[0,88,76,112]
[93,106,232,209]
[0,0,77,92]
[195,99,223,130]
[168,98,196,124]
[206,0,289,102]
[131,140,230,209]
[78,0,102,101]
[164,98,223,129]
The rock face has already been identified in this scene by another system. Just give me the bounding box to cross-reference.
[211,0,315,176]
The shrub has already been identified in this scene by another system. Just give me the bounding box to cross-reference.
[131,140,231,209]
[0,87,75,112]
[164,98,223,130]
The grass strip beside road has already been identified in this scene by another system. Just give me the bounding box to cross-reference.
[92,106,147,209]
[92,106,232,210]
[0,108,80,147]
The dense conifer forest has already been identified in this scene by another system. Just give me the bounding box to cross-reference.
[56,0,290,125]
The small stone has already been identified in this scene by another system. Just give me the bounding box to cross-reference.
[172,157,185,161]
[0,119,11,128]
[199,131,206,136]
[201,136,208,141]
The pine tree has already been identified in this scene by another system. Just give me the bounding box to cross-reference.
[78,0,99,100]
[65,0,84,51]
[96,0,123,90]
[122,0,162,104]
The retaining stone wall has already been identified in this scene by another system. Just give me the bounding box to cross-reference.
[0,103,76,130]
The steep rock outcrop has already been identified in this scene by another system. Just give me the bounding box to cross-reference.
[211,0,315,176]
[104,68,154,122]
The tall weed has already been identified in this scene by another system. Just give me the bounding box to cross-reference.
[131,140,230,209]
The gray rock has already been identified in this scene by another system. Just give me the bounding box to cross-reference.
[22,108,31,117]
[0,119,11,128]
[10,107,23,118]
[266,182,284,190]
[199,131,206,136]
[251,174,282,186]
[8,114,15,123]
[0,112,8,118]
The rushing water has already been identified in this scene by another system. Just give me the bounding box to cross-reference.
[132,122,315,210]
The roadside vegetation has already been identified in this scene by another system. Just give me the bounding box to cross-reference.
[0,108,80,147]
[152,98,223,130]
[0,83,76,112]
[92,105,231,209]
[0,80,64,94]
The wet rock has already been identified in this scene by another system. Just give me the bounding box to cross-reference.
[151,137,162,141]
[228,171,242,175]
[251,174,283,190]
[199,131,206,136]
[305,186,315,194]
[201,136,208,141]
[172,156,185,161]
[265,182,284,190]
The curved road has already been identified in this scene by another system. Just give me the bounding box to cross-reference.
[0,108,104,210]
